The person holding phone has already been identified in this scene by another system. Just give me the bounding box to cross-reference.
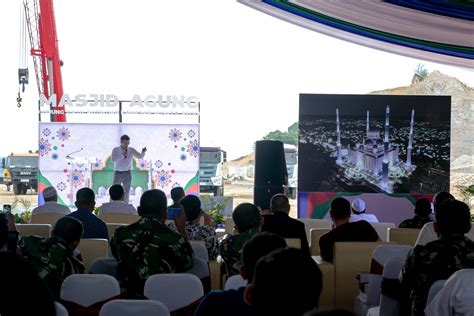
[168,195,218,260]
[111,134,147,204]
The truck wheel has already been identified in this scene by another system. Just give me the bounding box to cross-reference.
[6,185,11,192]
[13,184,22,195]
[22,186,28,195]
[289,188,297,199]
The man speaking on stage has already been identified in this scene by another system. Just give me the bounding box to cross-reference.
[112,135,147,204]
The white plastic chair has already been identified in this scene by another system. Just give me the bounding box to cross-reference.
[60,274,120,308]
[55,302,69,316]
[90,257,118,277]
[367,257,406,316]
[190,240,209,262]
[370,222,396,242]
[224,275,247,290]
[144,274,204,312]
[187,257,210,279]
[355,244,412,316]
[99,300,170,316]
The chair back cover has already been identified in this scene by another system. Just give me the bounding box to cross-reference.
[224,275,247,290]
[190,241,209,262]
[144,273,204,312]
[61,274,120,307]
[77,239,109,272]
[298,218,331,241]
[90,257,118,277]
[99,300,170,316]
[16,224,51,238]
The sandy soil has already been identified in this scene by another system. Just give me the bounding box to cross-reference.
[223,179,298,218]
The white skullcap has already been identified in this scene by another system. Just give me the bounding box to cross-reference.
[42,186,58,199]
[351,198,366,213]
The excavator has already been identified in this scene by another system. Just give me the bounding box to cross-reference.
[18,0,66,122]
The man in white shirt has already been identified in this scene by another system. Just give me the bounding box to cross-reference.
[349,198,379,223]
[99,184,137,215]
[31,186,70,216]
[424,269,474,316]
[111,135,146,203]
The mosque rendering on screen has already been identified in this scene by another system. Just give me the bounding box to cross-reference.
[334,105,416,193]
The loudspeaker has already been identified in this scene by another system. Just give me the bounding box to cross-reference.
[254,140,287,210]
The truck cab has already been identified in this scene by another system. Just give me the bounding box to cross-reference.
[2,152,38,195]
[284,144,298,199]
[200,147,226,196]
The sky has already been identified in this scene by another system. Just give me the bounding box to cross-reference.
[0,0,472,159]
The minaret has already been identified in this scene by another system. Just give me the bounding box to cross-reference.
[384,105,390,146]
[336,108,342,165]
[407,109,415,167]
[382,105,390,190]
[366,110,370,138]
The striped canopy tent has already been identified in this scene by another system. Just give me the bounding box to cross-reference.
[238,0,474,68]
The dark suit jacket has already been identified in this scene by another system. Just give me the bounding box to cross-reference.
[262,212,311,257]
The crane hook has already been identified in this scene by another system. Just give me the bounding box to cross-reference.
[16,91,22,108]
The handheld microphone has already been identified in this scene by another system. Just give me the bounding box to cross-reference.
[65,147,84,159]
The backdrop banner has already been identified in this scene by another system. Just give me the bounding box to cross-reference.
[38,122,200,207]
[297,94,451,225]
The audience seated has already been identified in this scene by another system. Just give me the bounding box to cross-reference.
[319,198,380,262]
[244,248,323,316]
[262,194,310,257]
[400,199,474,316]
[32,186,71,216]
[220,203,263,277]
[415,192,474,246]
[399,197,433,229]
[20,216,85,299]
[195,232,287,316]
[349,198,378,223]
[169,186,185,209]
[69,188,108,240]
[0,213,56,316]
[111,189,194,298]
[424,269,474,316]
[99,184,137,215]
[168,195,218,260]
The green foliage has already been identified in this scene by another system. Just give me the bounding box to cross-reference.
[12,197,32,213]
[263,122,298,145]
[93,207,100,216]
[414,63,429,78]
[201,195,231,227]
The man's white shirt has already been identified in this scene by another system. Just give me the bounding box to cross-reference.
[349,213,379,223]
[31,201,71,215]
[111,146,145,172]
[99,200,137,215]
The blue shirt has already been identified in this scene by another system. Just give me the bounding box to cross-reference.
[194,287,253,316]
[68,208,108,240]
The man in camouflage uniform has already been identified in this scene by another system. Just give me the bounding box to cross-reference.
[399,198,433,229]
[20,216,85,299]
[220,203,262,277]
[111,189,194,298]
[400,199,474,316]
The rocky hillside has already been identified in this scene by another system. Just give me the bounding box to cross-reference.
[371,71,474,195]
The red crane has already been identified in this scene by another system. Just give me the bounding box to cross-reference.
[19,0,66,122]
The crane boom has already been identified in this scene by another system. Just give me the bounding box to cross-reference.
[21,0,66,122]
